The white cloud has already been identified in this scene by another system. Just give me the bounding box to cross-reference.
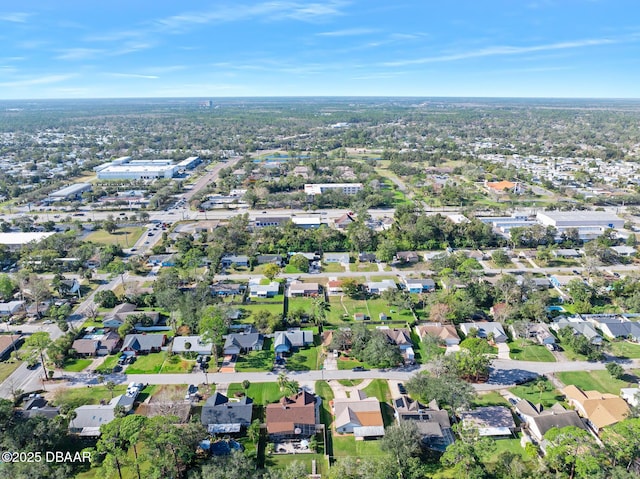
[0,12,31,23]
[106,73,159,79]
[317,28,377,37]
[0,74,74,88]
[55,48,104,61]
[383,38,616,67]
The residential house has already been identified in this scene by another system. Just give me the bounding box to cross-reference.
[211,282,245,297]
[621,388,640,407]
[528,323,556,346]
[223,331,264,355]
[201,393,254,434]
[334,213,356,230]
[256,254,284,266]
[266,390,318,440]
[172,335,213,356]
[396,251,419,263]
[324,252,350,265]
[333,391,385,439]
[18,396,59,420]
[553,249,581,259]
[102,303,161,330]
[583,315,640,342]
[288,252,319,261]
[562,385,630,432]
[485,180,523,195]
[221,254,249,268]
[291,216,322,229]
[365,279,397,294]
[515,400,587,442]
[551,317,603,345]
[460,406,516,438]
[353,313,367,321]
[248,279,280,298]
[358,253,377,263]
[403,277,436,293]
[0,300,25,316]
[147,254,176,267]
[459,322,508,343]
[415,323,460,346]
[0,335,22,360]
[71,331,120,357]
[121,334,166,355]
[68,394,135,437]
[288,281,319,297]
[377,327,414,363]
[393,396,453,451]
[327,279,343,295]
[274,329,314,355]
[611,245,636,257]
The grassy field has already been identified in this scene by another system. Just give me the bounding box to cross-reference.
[326,296,413,324]
[332,436,386,458]
[354,262,378,272]
[508,341,556,362]
[85,226,145,247]
[509,377,565,408]
[62,358,93,372]
[557,369,639,395]
[363,379,391,403]
[52,384,129,409]
[235,337,274,372]
[608,340,640,359]
[227,381,284,405]
[95,355,120,373]
[265,453,329,477]
[472,391,510,407]
[337,379,363,387]
[241,303,285,319]
[322,263,345,273]
[124,352,195,374]
[286,345,322,371]
[0,361,22,383]
[287,297,316,315]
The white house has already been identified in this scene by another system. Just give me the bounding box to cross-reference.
[172,335,213,355]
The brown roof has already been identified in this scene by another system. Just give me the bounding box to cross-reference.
[0,335,20,356]
[333,396,384,429]
[327,280,343,288]
[486,180,517,191]
[72,339,99,355]
[562,385,629,429]
[266,391,317,434]
[416,323,459,342]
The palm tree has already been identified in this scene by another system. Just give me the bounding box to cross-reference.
[277,372,289,392]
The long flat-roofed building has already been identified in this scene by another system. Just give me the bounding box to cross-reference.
[536,211,624,229]
[48,183,92,201]
[304,183,363,195]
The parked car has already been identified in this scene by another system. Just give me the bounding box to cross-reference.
[352,366,366,372]
[397,383,407,395]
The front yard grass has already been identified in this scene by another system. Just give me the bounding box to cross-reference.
[508,340,556,362]
[52,384,129,409]
[332,436,386,458]
[236,337,274,372]
[556,369,639,395]
[472,391,510,407]
[227,381,284,405]
[354,261,378,272]
[0,360,22,383]
[362,379,391,403]
[608,340,640,359]
[509,377,565,408]
[124,352,195,374]
[286,344,322,371]
[95,355,120,373]
[62,358,92,372]
[85,226,145,247]
[322,263,345,273]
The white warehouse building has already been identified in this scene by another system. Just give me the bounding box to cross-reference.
[536,211,624,229]
[304,183,363,195]
[94,157,196,180]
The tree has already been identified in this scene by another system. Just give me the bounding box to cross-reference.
[106,380,117,399]
[263,263,281,281]
[247,418,261,446]
[491,250,511,267]
[24,332,51,380]
[95,290,119,308]
[289,254,310,273]
[329,329,352,352]
[341,278,360,298]
[241,379,251,392]
[544,426,604,479]
[360,331,402,368]
[429,302,450,323]
[0,274,15,300]
[198,305,227,369]
[103,215,118,234]
[405,370,475,411]
[601,418,640,472]
[380,421,422,474]
[606,362,625,379]
[192,451,255,479]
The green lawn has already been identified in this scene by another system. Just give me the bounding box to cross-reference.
[366,298,414,323]
[0,361,22,383]
[557,369,639,395]
[509,377,565,408]
[62,358,93,372]
[354,262,378,272]
[227,382,284,405]
[322,263,345,273]
[608,340,640,359]
[265,453,329,477]
[315,380,335,456]
[326,296,413,324]
[249,293,285,304]
[287,297,316,315]
[241,303,284,319]
[95,355,120,374]
[236,337,274,372]
[363,379,391,403]
[332,436,386,458]
[52,384,129,409]
[160,354,196,373]
[124,352,195,374]
[337,379,363,387]
[472,391,510,407]
[508,341,556,362]
[283,264,305,274]
[86,226,145,247]
[286,345,322,371]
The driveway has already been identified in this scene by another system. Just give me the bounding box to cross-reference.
[497,343,511,360]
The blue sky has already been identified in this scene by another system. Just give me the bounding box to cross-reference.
[0,0,638,99]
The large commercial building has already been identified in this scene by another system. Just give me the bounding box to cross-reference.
[304,183,363,195]
[48,183,92,201]
[536,211,624,229]
[94,157,195,180]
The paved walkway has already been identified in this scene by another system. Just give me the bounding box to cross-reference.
[327,378,374,398]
